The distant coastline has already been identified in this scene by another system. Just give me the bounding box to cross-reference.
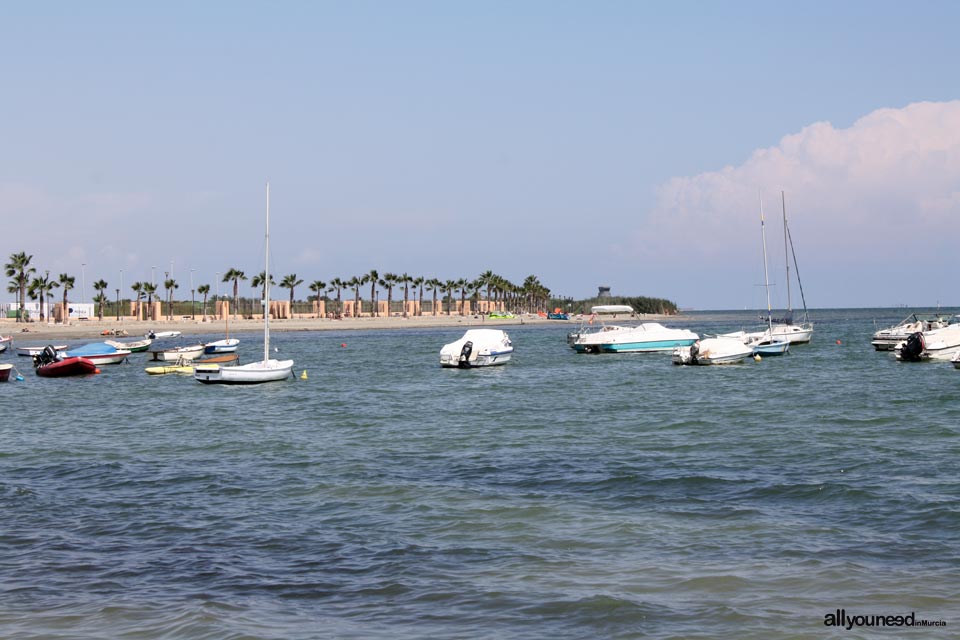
[0,311,682,341]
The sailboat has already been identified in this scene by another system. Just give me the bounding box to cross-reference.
[769,191,813,344]
[749,193,789,356]
[194,183,294,384]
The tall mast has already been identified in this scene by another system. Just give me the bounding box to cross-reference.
[760,191,773,334]
[264,181,271,363]
[781,191,792,314]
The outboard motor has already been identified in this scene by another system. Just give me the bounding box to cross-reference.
[899,332,925,362]
[689,341,700,364]
[457,341,474,368]
[35,344,59,367]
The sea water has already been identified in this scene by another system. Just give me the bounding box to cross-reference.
[1,308,958,638]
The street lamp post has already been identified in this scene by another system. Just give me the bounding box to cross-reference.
[190,269,195,320]
[116,288,120,321]
[81,263,86,318]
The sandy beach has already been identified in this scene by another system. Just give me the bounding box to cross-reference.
[0,312,680,342]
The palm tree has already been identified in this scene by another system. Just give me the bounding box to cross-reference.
[521,275,550,313]
[92,279,109,320]
[309,280,326,318]
[222,268,246,319]
[28,272,57,322]
[328,277,345,317]
[477,269,494,313]
[250,271,276,318]
[58,273,75,324]
[164,278,178,320]
[457,278,472,316]
[347,276,361,318]
[426,278,442,315]
[143,282,158,320]
[400,273,412,318]
[379,273,397,317]
[280,274,303,317]
[130,282,144,320]
[367,269,379,317]
[93,293,108,321]
[5,252,35,322]
[251,271,275,298]
[412,276,425,316]
[444,279,457,316]
[197,284,210,320]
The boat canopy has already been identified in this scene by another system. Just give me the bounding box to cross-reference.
[590,305,634,315]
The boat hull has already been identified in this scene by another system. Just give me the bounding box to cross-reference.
[440,351,513,368]
[105,338,152,352]
[770,324,813,344]
[194,359,294,384]
[672,338,754,366]
[146,353,239,375]
[36,357,98,377]
[149,345,206,361]
[77,351,131,365]
[0,364,11,381]
[573,323,699,353]
[593,338,697,353]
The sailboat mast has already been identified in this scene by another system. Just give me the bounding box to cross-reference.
[759,191,773,333]
[264,181,271,364]
[781,191,792,314]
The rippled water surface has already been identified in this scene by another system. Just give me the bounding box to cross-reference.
[2,309,959,638]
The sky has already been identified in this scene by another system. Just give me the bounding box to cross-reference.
[2,1,959,310]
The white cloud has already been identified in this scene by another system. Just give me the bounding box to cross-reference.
[625,101,960,307]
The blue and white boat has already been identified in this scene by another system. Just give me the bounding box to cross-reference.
[572,322,698,353]
[204,338,240,354]
[60,342,131,365]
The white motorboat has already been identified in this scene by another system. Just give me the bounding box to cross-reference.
[0,335,11,353]
[895,319,960,362]
[195,182,293,384]
[145,330,182,339]
[440,329,514,367]
[872,313,950,351]
[567,306,635,347]
[149,344,206,362]
[17,344,68,357]
[672,337,755,365]
[572,322,698,353]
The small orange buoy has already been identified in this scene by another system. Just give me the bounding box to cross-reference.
[94,368,102,374]
[341,343,346,348]
[836,339,842,345]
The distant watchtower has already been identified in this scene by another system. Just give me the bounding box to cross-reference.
[598,286,611,298]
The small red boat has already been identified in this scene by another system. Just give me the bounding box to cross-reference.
[0,363,12,382]
[33,346,100,378]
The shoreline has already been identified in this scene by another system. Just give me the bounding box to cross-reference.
[0,312,682,341]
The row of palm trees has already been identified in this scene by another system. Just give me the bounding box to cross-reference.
[5,252,554,323]
[217,268,553,319]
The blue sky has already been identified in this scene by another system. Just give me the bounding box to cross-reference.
[3,2,959,309]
